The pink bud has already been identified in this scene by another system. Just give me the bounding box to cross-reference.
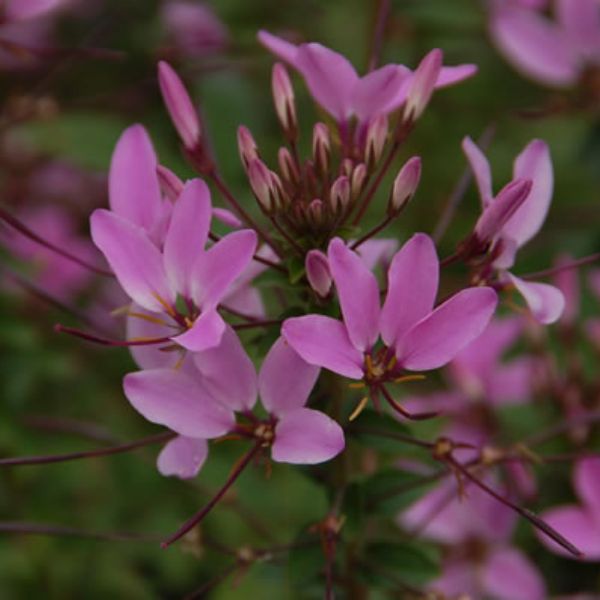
[305,249,332,297]
[340,158,354,178]
[312,123,331,175]
[404,49,443,122]
[278,147,300,185]
[158,61,201,150]
[248,159,275,213]
[272,63,297,138]
[308,198,323,224]
[156,164,184,202]
[237,126,259,168]
[351,163,367,199]
[474,179,532,244]
[389,157,421,214]
[329,175,351,214]
[364,114,388,167]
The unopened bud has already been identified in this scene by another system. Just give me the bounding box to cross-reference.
[404,49,442,122]
[364,114,388,168]
[329,175,351,215]
[351,163,367,199]
[307,198,324,225]
[237,126,259,168]
[474,179,532,245]
[272,63,297,139]
[158,61,201,150]
[248,159,277,214]
[278,147,299,185]
[312,122,331,176]
[340,158,354,178]
[156,164,184,202]
[389,156,421,215]
[305,249,332,297]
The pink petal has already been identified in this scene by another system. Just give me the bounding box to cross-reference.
[222,285,265,319]
[171,308,225,351]
[435,64,478,88]
[212,207,242,228]
[504,139,553,246]
[328,237,380,352]
[295,43,359,121]
[192,229,257,308]
[429,559,479,598]
[282,315,364,379]
[108,125,162,232]
[272,407,344,464]
[259,337,320,416]
[355,238,398,272]
[193,326,257,411]
[482,548,546,600]
[508,274,565,324]
[157,436,208,479]
[351,64,411,121]
[123,369,234,438]
[396,287,498,371]
[489,5,580,87]
[537,505,600,559]
[462,136,493,205]
[556,0,600,58]
[574,457,600,517]
[5,0,60,21]
[257,30,299,65]
[380,233,439,346]
[163,178,211,298]
[90,209,174,313]
[487,358,533,405]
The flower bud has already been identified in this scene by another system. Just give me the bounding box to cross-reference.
[312,122,331,176]
[307,198,324,226]
[248,159,277,214]
[404,49,442,122]
[329,175,351,215]
[364,114,388,168]
[272,63,297,139]
[340,158,354,178]
[237,125,259,168]
[351,163,367,199]
[278,147,300,185]
[389,156,421,215]
[474,179,532,245]
[156,164,184,202]
[158,61,201,150]
[305,249,332,297]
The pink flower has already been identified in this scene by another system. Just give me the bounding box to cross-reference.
[400,477,546,599]
[123,331,344,478]
[489,0,600,87]
[91,170,257,352]
[538,457,600,560]
[2,0,62,22]
[258,30,477,123]
[463,136,565,323]
[283,234,497,404]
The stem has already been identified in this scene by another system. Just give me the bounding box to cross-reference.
[269,216,305,256]
[351,141,401,225]
[0,431,174,467]
[161,442,262,548]
[366,0,391,72]
[0,521,162,543]
[521,252,600,281]
[349,425,434,449]
[350,215,393,250]
[232,319,282,331]
[445,454,583,558]
[208,171,283,258]
[0,206,113,277]
[54,324,173,347]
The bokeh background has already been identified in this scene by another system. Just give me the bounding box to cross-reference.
[0,0,599,597]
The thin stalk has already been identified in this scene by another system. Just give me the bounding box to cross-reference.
[162,442,262,548]
[232,319,282,331]
[0,431,173,467]
[350,215,393,250]
[366,0,391,72]
[0,206,113,277]
[54,324,173,347]
[521,252,600,281]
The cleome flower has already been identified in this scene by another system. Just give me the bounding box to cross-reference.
[283,234,497,420]
[123,329,344,479]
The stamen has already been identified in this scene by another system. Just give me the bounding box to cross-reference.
[348,382,366,389]
[127,311,172,327]
[393,374,426,384]
[151,292,178,319]
[348,396,369,421]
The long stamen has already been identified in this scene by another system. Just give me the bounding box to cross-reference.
[393,374,426,384]
[54,324,173,347]
[348,396,369,421]
[0,206,113,277]
[161,442,262,548]
[380,385,439,421]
